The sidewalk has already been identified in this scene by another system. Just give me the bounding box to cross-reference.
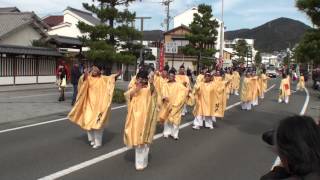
[0,80,130,92]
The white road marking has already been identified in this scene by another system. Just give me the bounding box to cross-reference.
[0,92,73,99]
[271,87,310,169]
[39,84,276,180]
[0,105,127,134]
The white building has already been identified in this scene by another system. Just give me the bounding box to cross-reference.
[173,7,223,51]
[46,7,100,38]
[261,53,279,67]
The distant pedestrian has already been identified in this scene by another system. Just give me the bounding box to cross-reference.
[57,65,67,102]
[71,61,82,106]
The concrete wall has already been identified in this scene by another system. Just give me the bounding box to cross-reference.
[0,25,42,46]
[0,77,14,85]
[15,76,37,84]
[38,76,56,83]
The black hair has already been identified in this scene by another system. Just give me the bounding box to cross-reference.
[136,70,149,80]
[169,69,176,75]
[276,116,320,176]
[282,73,287,79]
[164,65,170,72]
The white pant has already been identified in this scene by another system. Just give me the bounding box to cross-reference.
[163,122,179,139]
[252,98,259,106]
[234,90,239,96]
[241,102,252,110]
[87,129,104,146]
[193,116,215,129]
[182,104,188,116]
[278,96,289,104]
[135,145,149,170]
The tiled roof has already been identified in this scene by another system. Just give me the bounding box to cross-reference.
[0,44,62,56]
[66,7,100,25]
[42,16,64,27]
[142,30,164,41]
[0,7,20,13]
[0,12,48,39]
[49,35,83,46]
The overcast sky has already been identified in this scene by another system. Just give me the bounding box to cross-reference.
[1,0,312,31]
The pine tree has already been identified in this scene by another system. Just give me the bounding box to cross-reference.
[235,39,248,64]
[295,0,320,65]
[182,4,219,71]
[77,0,141,74]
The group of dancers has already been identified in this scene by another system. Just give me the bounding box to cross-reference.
[67,63,305,170]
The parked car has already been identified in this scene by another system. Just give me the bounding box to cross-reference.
[266,66,277,78]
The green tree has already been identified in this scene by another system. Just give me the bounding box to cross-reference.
[77,0,141,74]
[295,0,320,65]
[235,39,248,64]
[294,29,320,65]
[182,4,219,71]
[254,51,262,65]
[296,0,320,27]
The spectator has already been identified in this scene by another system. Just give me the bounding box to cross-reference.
[261,116,320,180]
[71,61,82,106]
[57,66,67,102]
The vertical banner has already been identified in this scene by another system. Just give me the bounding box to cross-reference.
[159,43,165,71]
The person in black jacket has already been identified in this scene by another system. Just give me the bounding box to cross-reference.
[261,116,320,180]
[71,62,82,106]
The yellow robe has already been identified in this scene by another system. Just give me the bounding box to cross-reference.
[259,74,268,96]
[232,71,241,91]
[224,74,233,94]
[279,78,291,99]
[193,80,227,118]
[123,85,158,147]
[241,77,254,102]
[68,74,116,130]
[128,76,137,90]
[297,76,305,90]
[251,76,261,99]
[195,74,204,85]
[175,74,191,88]
[159,82,189,125]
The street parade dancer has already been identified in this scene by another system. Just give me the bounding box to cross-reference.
[123,70,158,170]
[279,73,291,104]
[175,64,191,116]
[159,69,192,140]
[68,64,120,149]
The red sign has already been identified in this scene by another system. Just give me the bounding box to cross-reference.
[159,43,165,71]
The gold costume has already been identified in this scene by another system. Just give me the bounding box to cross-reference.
[232,71,241,91]
[123,85,158,147]
[241,77,254,102]
[68,74,116,130]
[159,82,189,125]
[279,78,291,99]
[193,79,227,118]
[297,76,305,91]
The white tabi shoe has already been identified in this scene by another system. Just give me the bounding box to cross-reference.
[92,145,101,149]
[192,125,200,130]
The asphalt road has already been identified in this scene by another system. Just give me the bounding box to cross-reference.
[0,79,310,180]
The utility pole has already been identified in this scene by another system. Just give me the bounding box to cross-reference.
[163,0,173,31]
[135,16,151,69]
[219,0,224,66]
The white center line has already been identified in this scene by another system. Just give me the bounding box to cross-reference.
[38,84,276,180]
[0,105,127,134]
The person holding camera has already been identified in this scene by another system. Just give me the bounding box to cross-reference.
[261,116,320,180]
